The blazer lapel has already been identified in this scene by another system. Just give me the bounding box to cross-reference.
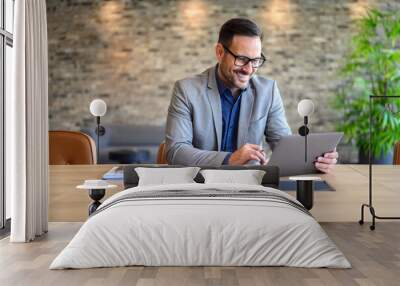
[237,86,254,148]
[206,66,223,150]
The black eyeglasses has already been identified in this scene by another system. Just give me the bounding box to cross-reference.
[222,45,266,68]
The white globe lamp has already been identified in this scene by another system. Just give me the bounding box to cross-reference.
[297,99,314,162]
[89,99,107,163]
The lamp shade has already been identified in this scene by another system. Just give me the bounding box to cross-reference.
[297,99,314,117]
[89,99,107,117]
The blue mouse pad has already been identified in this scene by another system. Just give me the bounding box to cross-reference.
[279,180,335,192]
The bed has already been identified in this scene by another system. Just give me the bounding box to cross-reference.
[50,165,350,269]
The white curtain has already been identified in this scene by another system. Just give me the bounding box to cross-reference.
[8,0,49,242]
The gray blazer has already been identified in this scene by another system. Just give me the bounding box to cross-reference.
[165,65,291,166]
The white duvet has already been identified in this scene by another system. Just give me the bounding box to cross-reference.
[50,183,350,269]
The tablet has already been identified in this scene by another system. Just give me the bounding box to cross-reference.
[268,132,343,176]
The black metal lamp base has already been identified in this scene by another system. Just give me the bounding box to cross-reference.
[88,189,105,215]
[358,95,400,231]
[296,180,314,210]
[359,203,400,231]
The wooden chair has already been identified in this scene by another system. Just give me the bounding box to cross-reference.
[49,131,97,165]
[394,141,400,165]
[156,142,168,164]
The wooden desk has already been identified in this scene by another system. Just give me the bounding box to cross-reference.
[50,165,123,222]
[49,164,400,222]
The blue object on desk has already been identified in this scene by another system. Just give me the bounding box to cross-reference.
[279,180,334,192]
[102,166,123,180]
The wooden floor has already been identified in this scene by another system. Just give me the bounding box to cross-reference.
[1,222,400,286]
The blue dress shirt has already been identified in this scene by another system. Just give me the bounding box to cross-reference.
[215,70,244,164]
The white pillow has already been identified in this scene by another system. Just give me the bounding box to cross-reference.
[200,169,266,185]
[135,167,200,186]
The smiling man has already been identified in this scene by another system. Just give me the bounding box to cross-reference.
[165,18,338,173]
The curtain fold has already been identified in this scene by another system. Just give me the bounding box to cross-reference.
[9,0,49,242]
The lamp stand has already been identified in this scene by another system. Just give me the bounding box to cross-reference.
[95,116,105,164]
[298,116,310,162]
[359,95,400,230]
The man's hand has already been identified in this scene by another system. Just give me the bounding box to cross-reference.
[229,144,267,165]
[315,148,338,173]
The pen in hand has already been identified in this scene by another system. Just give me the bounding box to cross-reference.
[259,143,267,165]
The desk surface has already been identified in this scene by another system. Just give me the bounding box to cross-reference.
[49,164,400,222]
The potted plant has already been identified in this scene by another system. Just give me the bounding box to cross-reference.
[332,8,400,164]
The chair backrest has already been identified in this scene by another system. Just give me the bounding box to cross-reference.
[394,141,400,165]
[49,131,97,165]
[156,142,168,164]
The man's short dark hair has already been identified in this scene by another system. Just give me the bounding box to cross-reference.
[218,18,263,47]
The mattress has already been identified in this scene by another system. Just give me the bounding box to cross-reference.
[50,183,351,269]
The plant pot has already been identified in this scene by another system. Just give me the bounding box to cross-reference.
[358,149,394,164]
